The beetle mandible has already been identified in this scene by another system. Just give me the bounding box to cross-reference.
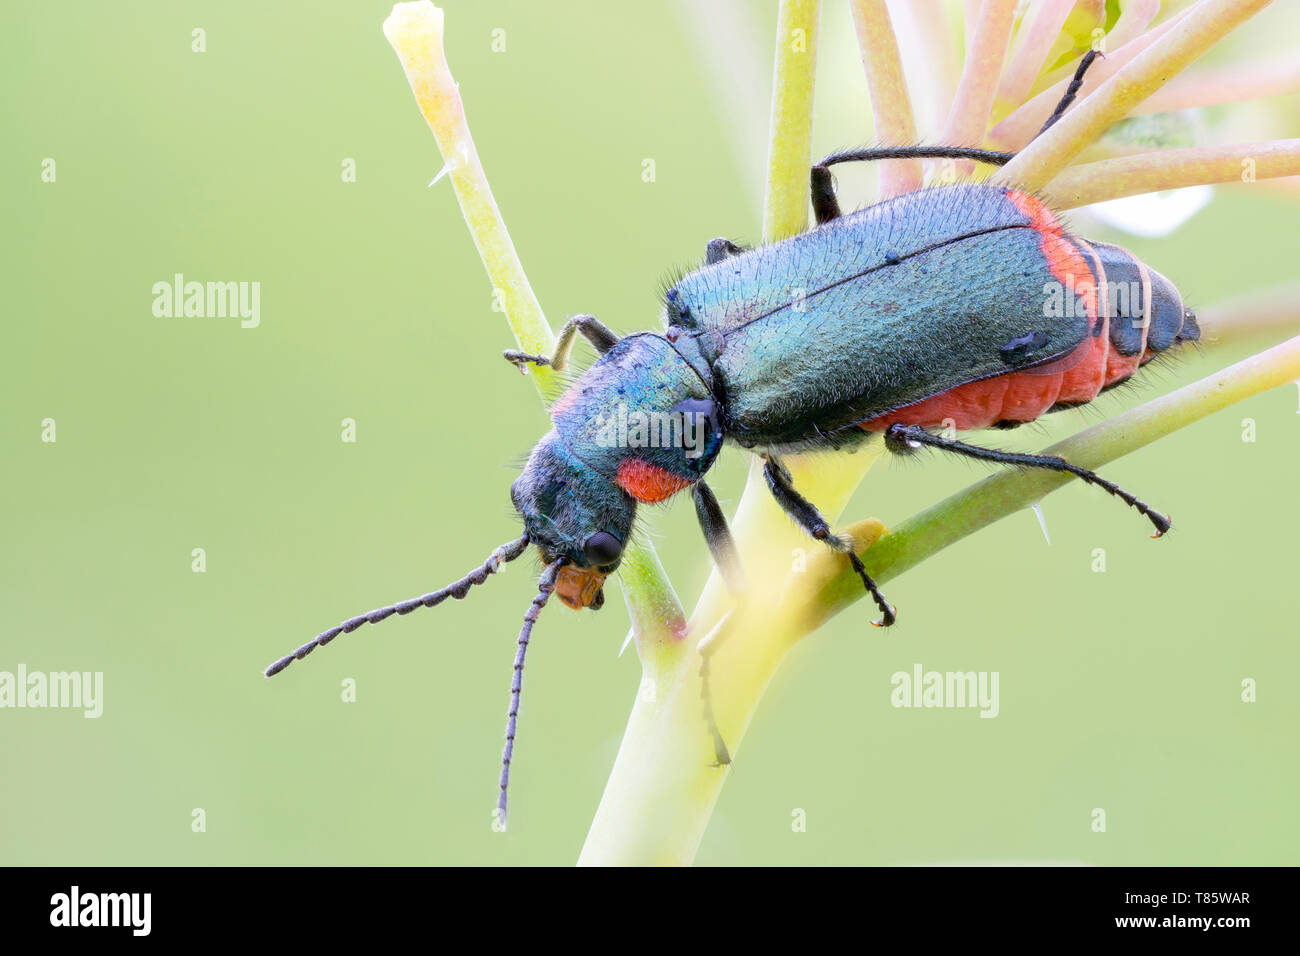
[266,52,1199,825]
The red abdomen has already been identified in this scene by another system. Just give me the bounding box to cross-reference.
[862,191,1199,433]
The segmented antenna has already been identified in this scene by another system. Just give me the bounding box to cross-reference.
[263,534,530,678]
[1037,49,1102,137]
[496,556,566,831]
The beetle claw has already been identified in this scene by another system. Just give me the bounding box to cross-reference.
[871,605,898,628]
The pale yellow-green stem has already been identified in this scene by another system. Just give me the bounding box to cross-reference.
[1105,0,1160,54]
[941,0,1017,148]
[800,334,1300,627]
[887,0,960,139]
[996,0,1077,112]
[581,0,899,866]
[383,2,557,395]
[1028,0,1162,92]
[1196,282,1300,346]
[762,0,822,241]
[1041,138,1300,208]
[849,0,922,198]
[993,0,1276,192]
[381,1,685,693]
[990,4,1195,152]
[1132,53,1300,115]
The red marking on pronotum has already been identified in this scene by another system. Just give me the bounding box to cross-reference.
[615,457,693,503]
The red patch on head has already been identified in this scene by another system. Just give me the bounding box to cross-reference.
[615,458,693,503]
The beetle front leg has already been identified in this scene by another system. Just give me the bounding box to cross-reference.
[761,454,896,626]
[503,313,620,372]
[692,481,746,594]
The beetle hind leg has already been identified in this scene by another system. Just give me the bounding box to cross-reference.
[761,454,897,626]
[885,424,1171,538]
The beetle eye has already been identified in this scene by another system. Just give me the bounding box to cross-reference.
[583,531,623,566]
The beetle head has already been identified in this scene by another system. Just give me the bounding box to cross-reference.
[511,431,636,609]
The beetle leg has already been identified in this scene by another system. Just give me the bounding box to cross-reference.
[698,609,735,766]
[761,454,897,627]
[884,424,1171,538]
[503,313,620,372]
[704,238,746,265]
[692,481,746,594]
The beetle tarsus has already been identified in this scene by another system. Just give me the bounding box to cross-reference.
[504,349,550,369]
[698,617,734,766]
[884,423,1172,538]
[762,454,897,628]
[504,314,621,374]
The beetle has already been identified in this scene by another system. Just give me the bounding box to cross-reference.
[265,52,1199,825]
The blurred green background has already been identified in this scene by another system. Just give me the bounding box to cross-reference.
[4,0,1297,866]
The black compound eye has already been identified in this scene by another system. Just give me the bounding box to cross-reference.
[583,532,623,566]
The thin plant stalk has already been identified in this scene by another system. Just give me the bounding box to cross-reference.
[800,334,1300,630]
[849,0,922,197]
[382,2,557,394]
[993,0,1276,192]
[386,0,1298,867]
[762,0,823,241]
[941,0,1018,148]
[1041,138,1300,208]
[990,3,1195,152]
[382,1,685,663]
[996,0,1078,110]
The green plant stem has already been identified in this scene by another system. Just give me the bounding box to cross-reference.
[585,329,1300,863]
[849,0,922,198]
[941,0,1017,147]
[581,0,849,866]
[383,2,557,393]
[382,1,685,676]
[762,0,822,241]
[798,334,1300,634]
[993,0,1275,192]
[1042,138,1300,208]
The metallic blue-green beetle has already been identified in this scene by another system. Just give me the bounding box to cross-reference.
[266,52,1199,824]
